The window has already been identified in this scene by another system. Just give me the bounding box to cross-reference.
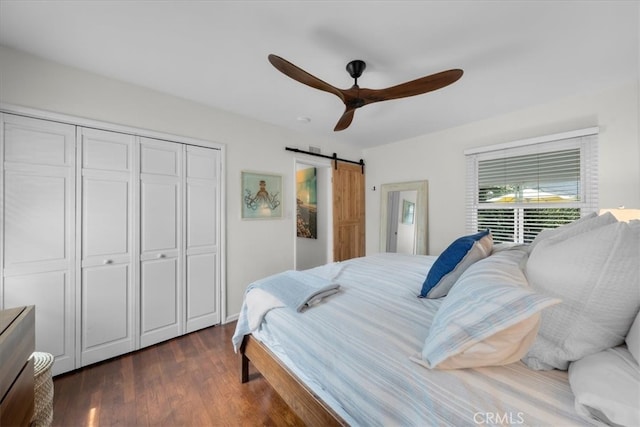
[465,128,598,243]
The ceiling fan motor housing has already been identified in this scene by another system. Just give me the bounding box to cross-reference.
[346,60,366,79]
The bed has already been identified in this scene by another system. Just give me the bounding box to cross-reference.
[233,212,640,427]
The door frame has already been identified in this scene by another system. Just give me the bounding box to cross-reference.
[293,156,333,270]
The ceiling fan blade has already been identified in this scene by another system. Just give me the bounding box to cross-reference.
[268,54,345,102]
[269,54,463,131]
[361,69,464,103]
[334,107,356,131]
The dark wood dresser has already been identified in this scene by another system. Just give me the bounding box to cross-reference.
[0,305,35,427]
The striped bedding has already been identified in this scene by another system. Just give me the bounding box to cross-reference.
[237,253,597,426]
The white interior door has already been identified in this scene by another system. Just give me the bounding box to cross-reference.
[139,137,183,347]
[185,145,220,331]
[79,127,135,366]
[1,113,76,375]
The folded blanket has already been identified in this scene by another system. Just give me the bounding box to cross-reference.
[232,269,341,351]
[248,270,340,312]
[245,288,285,331]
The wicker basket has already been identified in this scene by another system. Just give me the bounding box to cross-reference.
[31,352,54,427]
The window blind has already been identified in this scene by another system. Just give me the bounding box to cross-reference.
[465,130,598,243]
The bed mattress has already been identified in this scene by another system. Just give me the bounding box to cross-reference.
[236,253,597,426]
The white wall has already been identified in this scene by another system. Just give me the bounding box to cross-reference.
[364,81,640,255]
[0,45,362,320]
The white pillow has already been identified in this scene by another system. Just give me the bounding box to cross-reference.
[412,250,560,369]
[523,221,640,370]
[569,346,640,427]
[530,212,616,249]
[626,310,640,365]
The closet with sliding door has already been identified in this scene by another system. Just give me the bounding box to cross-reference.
[1,111,224,376]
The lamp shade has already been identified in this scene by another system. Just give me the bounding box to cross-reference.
[599,208,640,222]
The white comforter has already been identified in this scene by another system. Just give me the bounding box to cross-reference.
[234,253,597,427]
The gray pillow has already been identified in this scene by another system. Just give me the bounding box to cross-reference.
[626,310,640,365]
[523,220,640,370]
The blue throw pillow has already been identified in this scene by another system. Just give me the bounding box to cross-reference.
[419,229,492,298]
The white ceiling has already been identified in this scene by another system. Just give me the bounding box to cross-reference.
[0,1,637,149]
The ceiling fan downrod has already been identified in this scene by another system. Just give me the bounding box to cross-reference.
[346,60,366,87]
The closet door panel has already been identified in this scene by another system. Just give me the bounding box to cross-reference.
[4,171,67,266]
[4,121,70,166]
[4,271,71,367]
[1,114,76,376]
[186,153,216,180]
[140,258,180,346]
[186,183,216,248]
[139,138,182,347]
[82,177,130,260]
[79,128,135,366]
[185,146,219,331]
[81,264,132,364]
[141,143,180,176]
[82,137,130,171]
[186,253,216,326]
[141,179,179,254]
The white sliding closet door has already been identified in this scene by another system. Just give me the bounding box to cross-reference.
[2,108,223,375]
[79,128,136,366]
[139,137,183,347]
[185,146,220,331]
[1,114,76,375]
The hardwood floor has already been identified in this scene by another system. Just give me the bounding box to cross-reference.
[52,322,303,426]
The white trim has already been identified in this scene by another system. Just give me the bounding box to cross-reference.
[464,127,599,155]
[74,127,82,367]
[0,103,224,150]
[224,313,239,324]
[0,115,4,309]
[218,144,227,324]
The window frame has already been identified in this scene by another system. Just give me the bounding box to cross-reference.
[465,128,599,243]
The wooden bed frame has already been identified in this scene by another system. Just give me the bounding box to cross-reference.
[240,335,348,426]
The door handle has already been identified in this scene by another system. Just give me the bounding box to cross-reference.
[103,259,113,265]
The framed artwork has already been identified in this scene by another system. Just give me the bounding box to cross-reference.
[241,171,283,219]
[296,167,317,239]
[402,199,415,224]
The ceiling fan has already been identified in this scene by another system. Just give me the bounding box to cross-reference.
[268,54,463,131]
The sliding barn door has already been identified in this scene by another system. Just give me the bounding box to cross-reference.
[332,162,365,261]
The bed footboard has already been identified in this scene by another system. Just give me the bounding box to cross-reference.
[240,335,347,426]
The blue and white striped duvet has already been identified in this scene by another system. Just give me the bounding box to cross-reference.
[239,253,596,426]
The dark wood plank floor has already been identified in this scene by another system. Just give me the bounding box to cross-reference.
[52,322,303,427]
